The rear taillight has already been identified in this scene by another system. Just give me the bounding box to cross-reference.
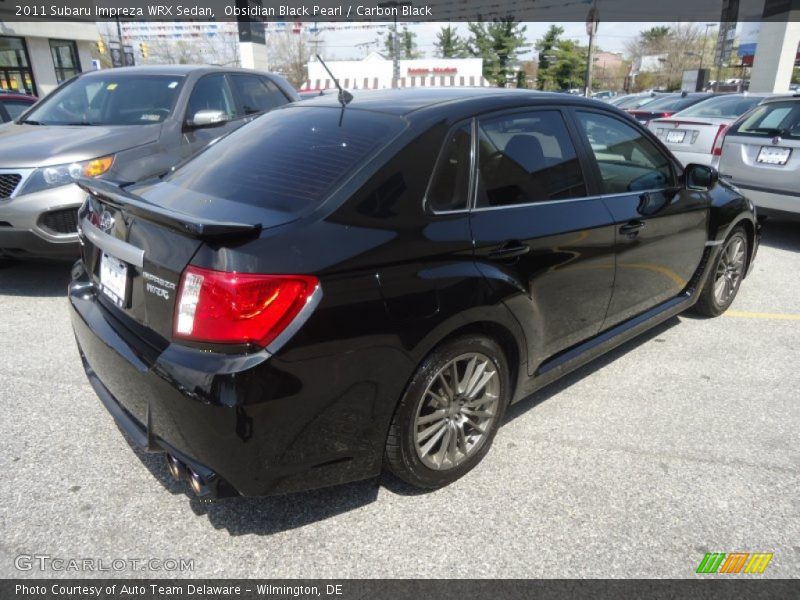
[712,124,730,156]
[174,266,319,348]
[661,112,673,118]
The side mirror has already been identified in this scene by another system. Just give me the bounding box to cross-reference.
[187,110,228,129]
[685,163,719,191]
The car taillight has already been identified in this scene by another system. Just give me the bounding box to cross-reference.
[712,124,729,156]
[174,266,319,348]
[661,112,673,117]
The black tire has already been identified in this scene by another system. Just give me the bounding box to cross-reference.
[693,226,748,317]
[384,334,510,489]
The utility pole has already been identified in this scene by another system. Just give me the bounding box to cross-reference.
[584,3,599,97]
[378,1,411,85]
[699,23,716,70]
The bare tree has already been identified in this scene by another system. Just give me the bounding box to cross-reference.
[267,32,322,88]
[625,23,708,90]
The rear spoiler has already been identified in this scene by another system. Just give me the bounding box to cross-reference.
[76,178,262,241]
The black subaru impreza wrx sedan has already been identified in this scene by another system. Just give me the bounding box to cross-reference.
[69,88,759,498]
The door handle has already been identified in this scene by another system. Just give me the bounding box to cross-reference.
[488,241,530,261]
[619,220,646,234]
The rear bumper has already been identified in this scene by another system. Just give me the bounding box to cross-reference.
[734,184,800,215]
[0,183,83,259]
[69,269,391,498]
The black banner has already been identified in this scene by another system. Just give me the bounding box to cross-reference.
[3,580,799,600]
[2,0,799,22]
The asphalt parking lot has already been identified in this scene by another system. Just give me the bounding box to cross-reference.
[0,218,798,579]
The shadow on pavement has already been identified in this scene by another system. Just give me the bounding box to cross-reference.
[504,316,680,426]
[759,217,800,252]
[0,259,72,297]
[123,432,380,536]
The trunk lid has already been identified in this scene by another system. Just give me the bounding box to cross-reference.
[77,179,264,344]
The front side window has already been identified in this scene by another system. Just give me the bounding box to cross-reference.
[427,124,472,212]
[49,39,81,83]
[230,74,287,116]
[475,110,587,208]
[186,74,236,121]
[22,75,183,125]
[576,111,675,194]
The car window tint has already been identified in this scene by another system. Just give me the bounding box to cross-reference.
[230,74,286,116]
[734,101,800,139]
[576,112,675,194]
[475,110,587,208]
[164,106,406,217]
[427,124,472,212]
[4,100,32,120]
[187,74,235,120]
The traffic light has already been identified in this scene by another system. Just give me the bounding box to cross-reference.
[139,42,149,60]
[96,38,106,54]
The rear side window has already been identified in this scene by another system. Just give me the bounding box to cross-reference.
[576,111,675,194]
[166,106,406,215]
[427,124,472,212]
[475,110,587,207]
[733,101,800,140]
[230,74,287,116]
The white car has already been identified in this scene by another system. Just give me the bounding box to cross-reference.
[719,96,800,215]
[648,94,779,167]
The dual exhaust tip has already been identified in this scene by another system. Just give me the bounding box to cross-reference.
[166,454,209,497]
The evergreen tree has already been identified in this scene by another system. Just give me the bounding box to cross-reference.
[434,25,467,58]
[466,18,529,87]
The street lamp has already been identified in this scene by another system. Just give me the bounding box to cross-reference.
[699,23,717,70]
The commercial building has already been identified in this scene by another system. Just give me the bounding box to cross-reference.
[305,52,489,90]
[0,22,96,96]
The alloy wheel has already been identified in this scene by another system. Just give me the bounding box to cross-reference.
[713,235,745,306]
[413,352,500,470]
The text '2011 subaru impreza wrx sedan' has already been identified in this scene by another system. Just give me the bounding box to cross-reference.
[69,89,759,498]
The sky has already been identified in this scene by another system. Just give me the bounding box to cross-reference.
[314,22,671,60]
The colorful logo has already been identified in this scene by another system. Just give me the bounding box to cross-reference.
[696,552,773,574]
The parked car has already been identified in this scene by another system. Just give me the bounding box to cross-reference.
[69,88,759,498]
[0,65,298,262]
[718,95,800,215]
[627,92,718,125]
[0,92,37,123]
[647,93,781,167]
[591,90,617,101]
[609,92,663,110]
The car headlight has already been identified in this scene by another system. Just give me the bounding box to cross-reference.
[19,156,114,195]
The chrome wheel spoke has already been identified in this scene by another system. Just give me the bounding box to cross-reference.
[419,423,448,457]
[466,370,495,399]
[417,418,446,443]
[417,409,446,426]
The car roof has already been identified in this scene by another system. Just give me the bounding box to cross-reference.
[298,87,602,117]
[78,65,275,78]
[0,92,36,101]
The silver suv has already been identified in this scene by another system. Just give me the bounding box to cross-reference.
[0,65,298,261]
[718,96,800,215]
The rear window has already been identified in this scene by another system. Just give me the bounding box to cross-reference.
[732,101,800,139]
[677,95,763,119]
[166,106,406,214]
[639,95,707,112]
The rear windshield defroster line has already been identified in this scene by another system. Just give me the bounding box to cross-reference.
[165,106,407,217]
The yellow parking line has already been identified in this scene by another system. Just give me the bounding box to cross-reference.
[724,310,800,321]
